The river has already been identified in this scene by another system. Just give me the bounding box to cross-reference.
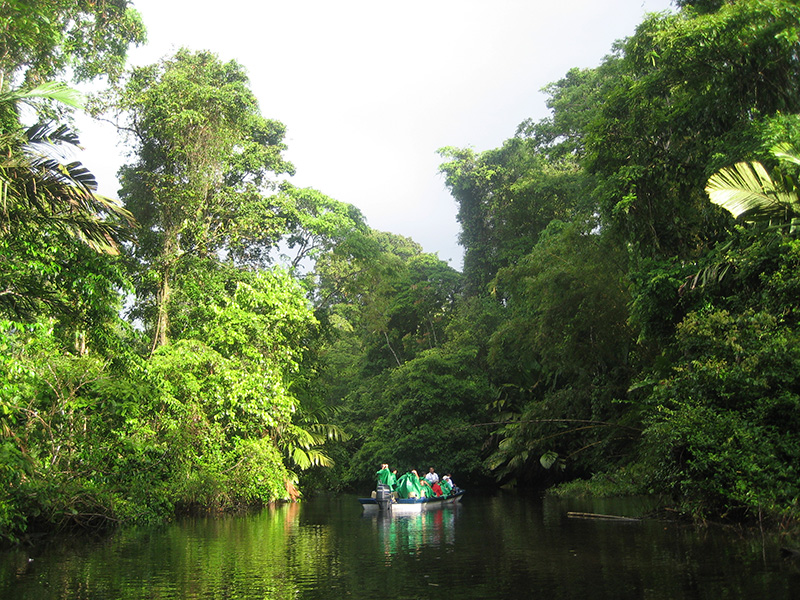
[1,492,798,599]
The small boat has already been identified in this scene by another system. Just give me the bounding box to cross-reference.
[359,490,465,513]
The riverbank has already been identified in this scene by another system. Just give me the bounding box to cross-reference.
[547,465,800,544]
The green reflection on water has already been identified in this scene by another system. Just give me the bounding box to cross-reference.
[1,494,799,600]
[372,507,457,559]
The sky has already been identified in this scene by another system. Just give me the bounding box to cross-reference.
[76,0,675,270]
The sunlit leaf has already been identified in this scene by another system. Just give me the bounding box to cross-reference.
[705,161,799,222]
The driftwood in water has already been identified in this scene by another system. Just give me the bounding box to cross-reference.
[567,511,641,522]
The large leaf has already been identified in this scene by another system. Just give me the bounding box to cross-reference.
[771,143,800,169]
[705,161,800,223]
[540,450,559,469]
[0,82,85,111]
[0,118,134,255]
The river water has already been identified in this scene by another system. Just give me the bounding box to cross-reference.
[1,492,798,599]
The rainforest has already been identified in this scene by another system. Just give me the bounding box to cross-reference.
[2,0,800,544]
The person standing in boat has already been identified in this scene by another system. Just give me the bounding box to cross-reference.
[376,463,396,490]
[374,463,396,507]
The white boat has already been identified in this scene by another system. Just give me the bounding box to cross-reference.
[359,490,465,513]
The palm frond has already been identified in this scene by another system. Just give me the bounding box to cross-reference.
[25,123,82,149]
[0,156,133,254]
[771,143,800,168]
[706,161,800,222]
[290,446,334,470]
[308,422,350,443]
[276,420,342,471]
[0,82,85,110]
[0,82,134,256]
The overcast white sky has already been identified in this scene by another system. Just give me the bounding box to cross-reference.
[77,0,675,269]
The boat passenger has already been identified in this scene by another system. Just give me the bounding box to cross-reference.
[446,474,460,493]
[420,478,435,498]
[424,467,439,485]
[440,475,453,496]
[376,463,394,489]
[395,470,423,499]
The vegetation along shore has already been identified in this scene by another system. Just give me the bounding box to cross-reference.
[2,0,800,544]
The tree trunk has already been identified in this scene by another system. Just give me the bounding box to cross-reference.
[150,233,177,354]
[150,267,171,354]
[383,330,402,367]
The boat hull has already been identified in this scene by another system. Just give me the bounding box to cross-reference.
[359,490,464,513]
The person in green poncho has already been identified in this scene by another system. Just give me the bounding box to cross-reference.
[420,477,434,498]
[375,463,396,491]
[395,470,423,499]
[440,474,453,497]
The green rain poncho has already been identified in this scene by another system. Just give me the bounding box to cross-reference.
[395,472,423,499]
[440,477,453,496]
[420,479,434,498]
[376,467,396,490]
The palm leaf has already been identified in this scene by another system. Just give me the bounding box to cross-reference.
[0,82,85,110]
[276,422,340,471]
[0,82,134,257]
[290,447,313,470]
[25,123,82,150]
[1,155,133,254]
[771,143,800,168]
[705,161,800,222]
[288,444,333,470]
[308,422,349,442]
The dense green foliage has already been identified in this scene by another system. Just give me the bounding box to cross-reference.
[0,14,358,541]
[3,0,800,543]
[430,0,800,525]
[0,0,145,84]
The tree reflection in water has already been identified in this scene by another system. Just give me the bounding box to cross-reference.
[371,506,460,562]
[1,495,799,600]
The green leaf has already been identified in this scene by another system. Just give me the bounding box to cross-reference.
[540,450,559,470]
[0,82,85,110]
[705,161,800,222]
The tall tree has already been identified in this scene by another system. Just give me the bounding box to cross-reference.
[439,135,594,295]
[275,183,370,273]
[486,219,634,481]
[101,49,294,351]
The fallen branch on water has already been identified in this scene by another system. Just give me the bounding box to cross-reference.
[567,511,641,522]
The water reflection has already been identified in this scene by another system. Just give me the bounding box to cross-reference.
[1,494,799,600]
[0,503,314,600]
[368,506,459,560]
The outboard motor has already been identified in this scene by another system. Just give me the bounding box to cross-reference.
[376,483,392,511]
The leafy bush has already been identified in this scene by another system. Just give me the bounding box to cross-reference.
[641,308,800,521]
